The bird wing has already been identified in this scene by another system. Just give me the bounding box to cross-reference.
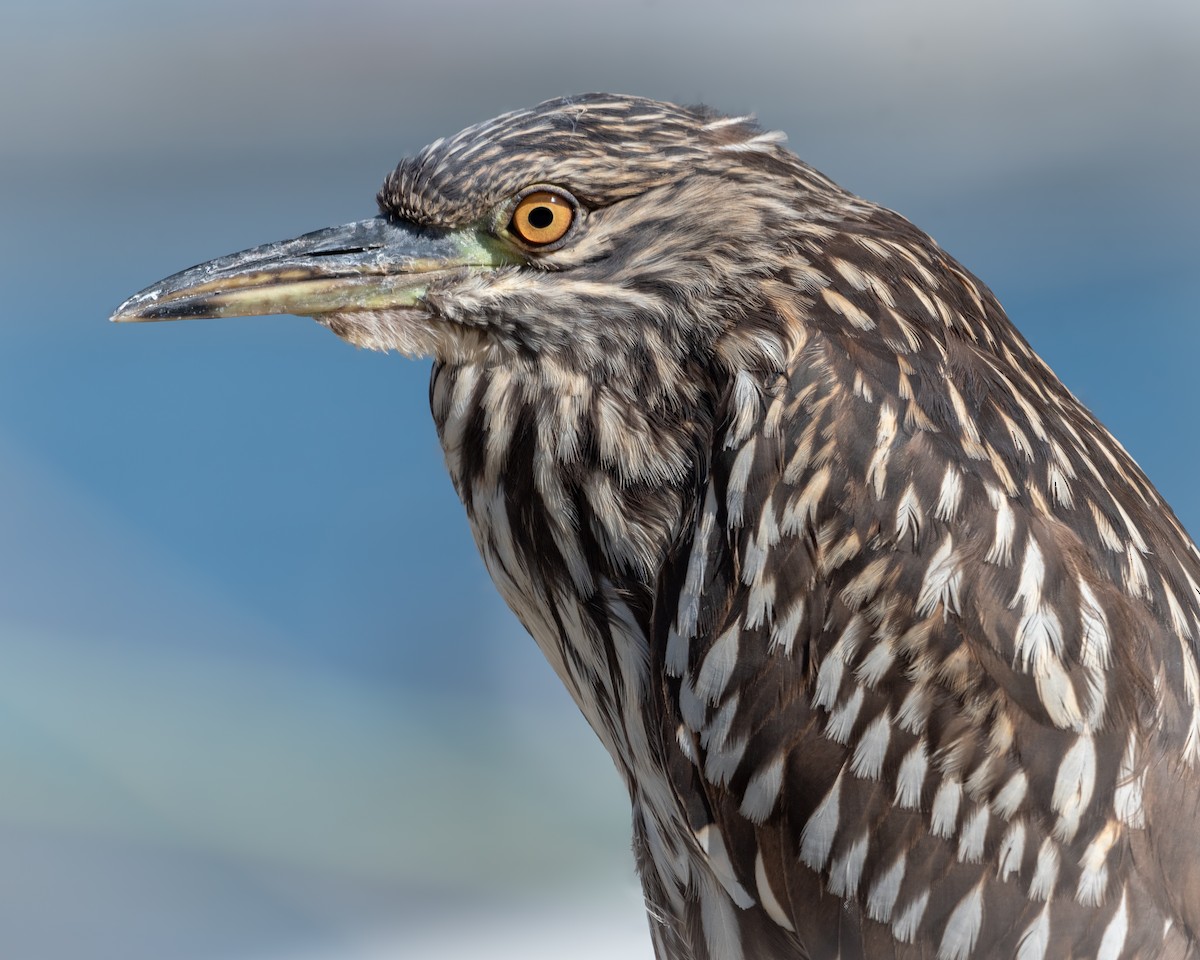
[651,239,1200,958]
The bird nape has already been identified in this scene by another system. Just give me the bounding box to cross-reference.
[112,94,1199,960]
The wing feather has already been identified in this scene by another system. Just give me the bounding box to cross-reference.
[651,234,1200,957]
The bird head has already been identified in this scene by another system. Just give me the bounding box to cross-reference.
[111,94,851,397]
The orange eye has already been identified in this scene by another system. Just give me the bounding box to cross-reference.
[509,190,575,246]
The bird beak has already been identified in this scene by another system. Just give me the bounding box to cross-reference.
[110,216,500,323]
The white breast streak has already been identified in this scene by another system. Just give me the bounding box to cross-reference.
[800,767,845,871]
[1096,887,1129,960]
[1014,905,1050,960]
[1164,579,1200,765]
[667,484,719,676]
[866,402,898,498]
[694,824,755,908]
[938,880,984,960]
[754,850,796,931]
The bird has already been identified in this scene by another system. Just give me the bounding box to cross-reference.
[111,93,1200,959]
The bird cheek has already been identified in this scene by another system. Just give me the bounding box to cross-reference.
[316,307,448,359]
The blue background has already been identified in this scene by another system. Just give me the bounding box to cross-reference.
[1,1,1197,957]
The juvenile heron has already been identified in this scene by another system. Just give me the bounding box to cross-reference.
[112,94,1200,959]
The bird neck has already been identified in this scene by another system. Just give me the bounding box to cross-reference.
[427,354,718,769]
[430,356,712,595]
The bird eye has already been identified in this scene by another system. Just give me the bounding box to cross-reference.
[509,190,575,246]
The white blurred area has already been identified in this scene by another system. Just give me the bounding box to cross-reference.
[0,432,642,959]
[281,898,655,960]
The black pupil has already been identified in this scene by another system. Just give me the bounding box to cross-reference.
[527,205,555,230]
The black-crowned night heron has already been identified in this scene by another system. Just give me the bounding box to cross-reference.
[112,94,1200,960]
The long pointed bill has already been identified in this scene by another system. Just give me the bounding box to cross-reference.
[110,217,502,323]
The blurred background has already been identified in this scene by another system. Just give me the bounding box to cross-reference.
[1,0,1197,957]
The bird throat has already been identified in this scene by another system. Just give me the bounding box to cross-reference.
[429,354,705,754]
